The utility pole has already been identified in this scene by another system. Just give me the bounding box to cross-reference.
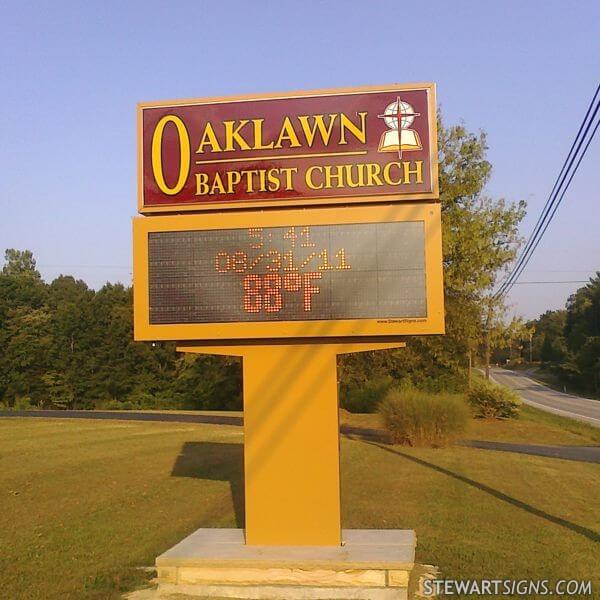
[484,329,491,380]
[483,301,492,381]
[529,329,533,363]
[468,349,472,388]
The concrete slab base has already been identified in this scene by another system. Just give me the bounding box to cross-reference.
[155,528,416,599]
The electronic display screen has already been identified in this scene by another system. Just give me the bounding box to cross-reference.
[148,222,426,324]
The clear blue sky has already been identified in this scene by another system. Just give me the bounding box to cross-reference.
[1,0,598,319]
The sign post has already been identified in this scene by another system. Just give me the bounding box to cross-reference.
[133,83,443,597]
[177,341,408,546]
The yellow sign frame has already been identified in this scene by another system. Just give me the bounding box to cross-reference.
[132,202,444,342]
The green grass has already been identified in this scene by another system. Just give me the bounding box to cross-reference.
[0,419,244,599]
[0,411,599,599]
[341,442,599,594]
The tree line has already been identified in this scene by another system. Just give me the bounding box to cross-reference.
[0,251,241,410]
[523,275,599,395]
[0,119,527,410]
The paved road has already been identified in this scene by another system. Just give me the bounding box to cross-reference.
[464,440,600,463]
[0,410,385,442]
[490,368,600,427]
[0,409,243,426]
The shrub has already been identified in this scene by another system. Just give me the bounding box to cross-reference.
[467,381,521,419]
[12,396,36,410]
[95,391,186,411]
[41,372,75,410]
[96,398,133,410]
[341,376,395,413]
[413,370,469,394]
[378,388,469,447]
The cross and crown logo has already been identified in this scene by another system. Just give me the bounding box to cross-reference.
[377,97,422,159]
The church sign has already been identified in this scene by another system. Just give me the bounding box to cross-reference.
[138,83,438,213]
[133,83,444,554]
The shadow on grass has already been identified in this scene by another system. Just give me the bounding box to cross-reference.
[171,441,245,528]
[346,435,600,544]
[339,424,390,443]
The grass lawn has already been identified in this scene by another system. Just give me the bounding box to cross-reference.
[0,408,598,599]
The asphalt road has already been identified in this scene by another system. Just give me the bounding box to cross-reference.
[2,403,598,462]
[491,368,600,427]
[0,409,243,426]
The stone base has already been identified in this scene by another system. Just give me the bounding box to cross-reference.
[155,528,416,599]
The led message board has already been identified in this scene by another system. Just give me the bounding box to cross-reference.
[133,204,444,341]
[138,83,438,213]
[149,222,426,324]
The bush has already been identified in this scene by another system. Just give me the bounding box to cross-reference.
[378,388,469,447]
[467,381,521,419]
[412,370,469,394]
[95,391,186,411]
[12,396,36,410]
[341,376,395,413]
[96,398,133,410]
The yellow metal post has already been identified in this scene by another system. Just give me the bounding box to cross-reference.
[243,344,340,545]
[178,341,405,546]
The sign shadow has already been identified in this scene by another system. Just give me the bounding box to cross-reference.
[353,437,600,544]
[171,441,245,528]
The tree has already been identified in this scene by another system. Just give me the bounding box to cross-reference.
[486,301,528,368]
[2,249,40,277]
[41,371,75,409]
[526,309,567,363]
[0,250,46,326]
[340,117,525,388]
[527,275,600,394]
[0,250,243,409]
[564,273,600,392]
[438,120,525,378]
[0,250,49,402]
[172,354,242,410]
[1,307,54,405]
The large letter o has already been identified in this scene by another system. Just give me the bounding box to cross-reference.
[151,115,190,195]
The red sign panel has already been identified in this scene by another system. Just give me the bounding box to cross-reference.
[138,84,438,213]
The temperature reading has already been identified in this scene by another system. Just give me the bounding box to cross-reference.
[242,272,323,313]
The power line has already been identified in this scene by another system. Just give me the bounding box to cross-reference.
[39,264,131,269]
[522,84,600,251]
[525,269,598,273]
[496,86,599,297]
[503,117,600,292]
[496,88,599,297]
[511,280,588,285]
[495,83,600,298]
[499,118,600,297]
[499,84,600,294]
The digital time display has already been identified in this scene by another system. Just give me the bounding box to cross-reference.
[148,222,426,324]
